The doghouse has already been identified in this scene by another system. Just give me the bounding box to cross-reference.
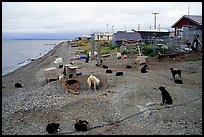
[44,67,59,82]
[54,58,63,68]
[64,64,77,78]
[135,56,146,65]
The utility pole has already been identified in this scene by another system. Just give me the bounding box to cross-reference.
[152,12,159,29]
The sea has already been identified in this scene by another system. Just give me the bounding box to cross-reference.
[2,39,68,76]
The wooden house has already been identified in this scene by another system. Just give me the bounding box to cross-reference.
[112,31,142,47]
[171,15,202,43]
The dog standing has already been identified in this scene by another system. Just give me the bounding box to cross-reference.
[62,79,80,94]
[170,68,181,79]
[87,75,100,91]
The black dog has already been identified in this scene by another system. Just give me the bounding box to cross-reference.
[126,65,132,69]
[159,86,173,105]
[102,65,108,69]
[59,65,63,68]
[85,56,90,63]
[76,72,82,76]
[116,72,123,76]
[69,74,73,78]
[106,69,113,74]
[74,120,89,132]
[15,83,23,88]
[141,65,149,73]
[46,123,60,134]
[174,79,183,84]
[170,68,181,79]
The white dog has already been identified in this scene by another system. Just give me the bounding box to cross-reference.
[87,75,100,91]
[116,52,121,59]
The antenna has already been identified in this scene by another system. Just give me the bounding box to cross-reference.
[188,5,190,16]
[152,12,159,30]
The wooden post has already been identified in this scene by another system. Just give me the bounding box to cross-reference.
[91,33,95,60]
[97,42,101,65]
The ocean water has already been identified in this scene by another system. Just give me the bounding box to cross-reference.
[2,40,67,76]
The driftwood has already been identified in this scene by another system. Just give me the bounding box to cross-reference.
[158,51,177,61]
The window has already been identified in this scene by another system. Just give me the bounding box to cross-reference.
[176,29,183,37]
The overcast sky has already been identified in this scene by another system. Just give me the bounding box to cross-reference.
[2,2,202,39]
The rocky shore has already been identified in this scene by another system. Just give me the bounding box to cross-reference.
[2,42,202,135]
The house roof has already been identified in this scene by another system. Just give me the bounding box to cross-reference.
[113,32,142,41]
[137,29,170,33]
[171,15,202,28]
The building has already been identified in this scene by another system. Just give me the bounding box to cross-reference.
[171,15,202,43]
[94,32,113,40]
[136,29,170,40]
[81,35,91,40]
[112,31,142,47]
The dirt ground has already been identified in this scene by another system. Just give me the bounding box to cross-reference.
[2,42,202,135]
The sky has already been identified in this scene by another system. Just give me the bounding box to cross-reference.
[2,2,202,40]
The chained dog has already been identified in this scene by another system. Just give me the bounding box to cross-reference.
[159,86,173,105]
[87,75,100,91]
[170,68,181,79]
[62,79,80,94]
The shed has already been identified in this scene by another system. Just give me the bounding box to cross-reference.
[64,64,77,77]
[112,31,142,46]
[136,29,170,40]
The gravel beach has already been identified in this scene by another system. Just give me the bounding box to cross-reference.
[2,42,202,135]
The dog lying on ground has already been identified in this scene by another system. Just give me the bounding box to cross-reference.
[106,69,113,74]
[141,64,149,73]
[116,72,123,76]
[159,86,173,105]
[174,79,183,84]
[74,120,89,132]
[126,65,132,69]
[46,123,60,134]
[15,82,23,88]
[170,68,181,79]
[62,79,80,94]
[87,75,100,91]
[102,65,108,69]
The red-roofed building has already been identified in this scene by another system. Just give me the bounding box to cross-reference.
[171,15,202,43]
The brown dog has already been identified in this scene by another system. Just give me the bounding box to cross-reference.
[62,79,80,94]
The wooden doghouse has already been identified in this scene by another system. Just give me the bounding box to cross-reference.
[44,67,59,82]
[54,58,63,68]
[64,64,77,77]
[135,56,146,64]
